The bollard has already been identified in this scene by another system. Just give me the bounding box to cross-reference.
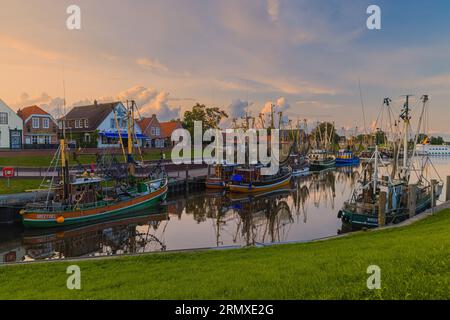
[408,184,417,218]
[446,176,450,202]
[378,191,387,226]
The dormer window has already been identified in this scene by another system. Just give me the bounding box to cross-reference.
[75,119,83,128]
[32,117,40,128]
[84,119,89,128]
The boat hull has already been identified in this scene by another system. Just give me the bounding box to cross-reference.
[335,157,360,166]
[21,184,168,229]
[309,159,336,171]
[205,178,227,189]
[292,167,310,177]
[228,174,292,194]
[339,192,438,228]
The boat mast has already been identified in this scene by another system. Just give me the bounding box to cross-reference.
[127,100,136,176]
[400,95,412,180]
[60,138,70,202]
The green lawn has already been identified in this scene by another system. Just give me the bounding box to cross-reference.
[0,178,43,194]
[0,209,449,300]
[0,150,172,167]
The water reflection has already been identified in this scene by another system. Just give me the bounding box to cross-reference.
[1,158,449,264]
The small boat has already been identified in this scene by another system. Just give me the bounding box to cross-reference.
[205,163,239,189]
[309,150,336,171]
[228,166,292,194]
[335,149,360,166]
[290,155,310,177]
[338,95,443,228]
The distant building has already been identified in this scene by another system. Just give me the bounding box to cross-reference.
[59,101,147,148]
[137,114,165,148]
[17,105,58,148]
[0,99,23,149]
[160,120,183,147]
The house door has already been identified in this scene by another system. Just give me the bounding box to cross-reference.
[10,130,22,149]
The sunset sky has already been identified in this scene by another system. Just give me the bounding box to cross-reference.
[1,0,449,137]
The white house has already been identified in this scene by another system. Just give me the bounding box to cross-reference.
[0,99,23,149]
[59,101,146,148]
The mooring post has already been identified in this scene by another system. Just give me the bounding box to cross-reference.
[446,176,450,202]
[408,184,417,218]
[431,179,437,214]
[378,191,387,226]
[207,165,211,177]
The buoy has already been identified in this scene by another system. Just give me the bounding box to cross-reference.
[19,209,26,215]
[56,216,65,224]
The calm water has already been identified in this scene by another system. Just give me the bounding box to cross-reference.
[1,158,449,264]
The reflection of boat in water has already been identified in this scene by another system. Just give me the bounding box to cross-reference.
[228,166,292,194]
[225,189,294,245]
[22,208,169,262]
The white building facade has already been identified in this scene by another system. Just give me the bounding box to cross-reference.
[0,99,23,149]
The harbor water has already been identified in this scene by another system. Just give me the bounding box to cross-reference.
[1,158,449,264]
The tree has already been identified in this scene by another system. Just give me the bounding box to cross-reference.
[182,103,228,135]
[430,136,444,145]
[310,122,340,148]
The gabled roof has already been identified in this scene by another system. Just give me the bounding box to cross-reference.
[160,121,182,138]
[17,105,51,121]
[137,115,159,135]
[62,101,121,132]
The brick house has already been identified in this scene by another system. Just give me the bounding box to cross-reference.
[160,120,183,147]
[137,114,166,148]
[17,105,58,148]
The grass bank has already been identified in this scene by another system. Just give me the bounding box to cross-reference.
[1,209,449,300]
[0,150,172,167]
[0,178,42,194]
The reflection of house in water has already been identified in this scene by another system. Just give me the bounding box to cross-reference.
[22,210,169,262]
[0,226,26,264]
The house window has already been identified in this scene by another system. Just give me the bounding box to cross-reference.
[32,117,40,128]
[84,119,89,128]
[110,118,116,129]
[43,118,49,129]
[32,136,38,144]
[44,136,50,144]
[0,112,7,125]
[75,119,83,128]
[151,127,160,136]
[84,134,91,143]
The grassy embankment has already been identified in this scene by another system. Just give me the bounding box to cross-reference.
[0,150,172,167]
[0,209,449,300]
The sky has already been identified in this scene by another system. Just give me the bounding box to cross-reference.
[0,0,449,137]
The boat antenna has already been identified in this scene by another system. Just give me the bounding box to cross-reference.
[358,78,368,135]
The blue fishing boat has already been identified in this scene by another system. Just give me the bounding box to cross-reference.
[335,149,360,166]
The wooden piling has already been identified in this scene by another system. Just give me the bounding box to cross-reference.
[446,176,450,202]
[408,184,417,218]
[378,191,387,226]
[431,179,437,213]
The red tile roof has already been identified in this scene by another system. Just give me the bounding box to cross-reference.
[160,121,182,138]
[17,105,50,121]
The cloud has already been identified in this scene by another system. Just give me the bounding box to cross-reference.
[136,57,169,73]
[261,97,290,114]
[228,99,250,119]
[267,0,280,23]
[0,34,75,61]
[117,86,181,121]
